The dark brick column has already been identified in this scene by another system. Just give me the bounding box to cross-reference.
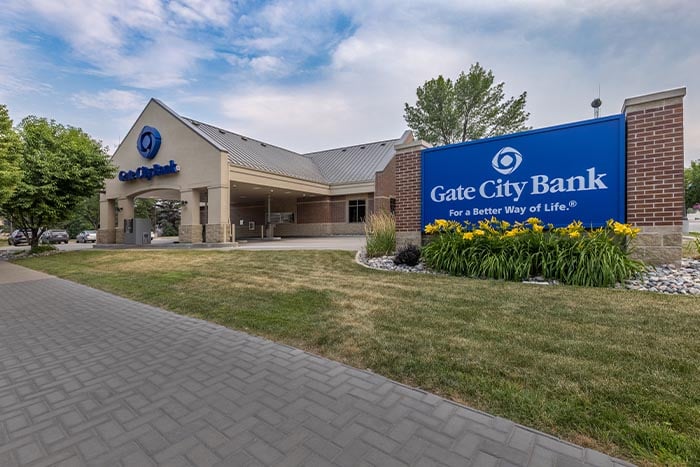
[622,87,686,265]
[394,139,431,248]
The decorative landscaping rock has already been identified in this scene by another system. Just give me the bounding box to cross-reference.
[624,259,700,295]
[358,252,700,295]
[358,252,432,274]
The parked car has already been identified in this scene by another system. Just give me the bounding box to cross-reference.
[39,229,69,244]
[76,230,97,243]
[8,229,31,246]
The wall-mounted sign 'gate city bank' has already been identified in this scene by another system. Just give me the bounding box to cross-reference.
[118,126,180,182]
[421,114,626,228]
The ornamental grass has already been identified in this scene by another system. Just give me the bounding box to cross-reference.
[364,210,396,257]
[422,217,644,287]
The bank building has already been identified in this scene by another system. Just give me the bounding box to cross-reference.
[99,99,409,245]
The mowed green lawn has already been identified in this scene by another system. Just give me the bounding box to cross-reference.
[18,250,700,466]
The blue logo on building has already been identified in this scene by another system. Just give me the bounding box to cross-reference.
[119,160,180,182]
[421,114,626,228]
[137,126,161,160]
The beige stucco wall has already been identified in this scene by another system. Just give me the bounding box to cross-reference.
[105,101,227,200]
[100,100,230,243]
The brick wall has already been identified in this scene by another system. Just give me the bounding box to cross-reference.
[394,140,431,247]
[626,102,685,226]
[623,88,686,265]
[374,156,396,213]
[296,194,372,224]
[297,197,333,223]
[395,147,425,232]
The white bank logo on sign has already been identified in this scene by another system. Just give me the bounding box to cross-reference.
[492,146,523,175]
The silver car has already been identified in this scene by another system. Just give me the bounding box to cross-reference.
[76,230,97,243]
[40,229,69,244]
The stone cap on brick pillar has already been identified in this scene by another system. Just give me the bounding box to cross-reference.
[394,138,432,153]
[621,87,686,113]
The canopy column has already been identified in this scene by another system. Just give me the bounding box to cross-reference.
[179,189,202,243]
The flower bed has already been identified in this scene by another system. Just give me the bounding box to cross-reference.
[422,217,644,287]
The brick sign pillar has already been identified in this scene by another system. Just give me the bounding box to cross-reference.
[394,138,431,248]
[622,87,686,265]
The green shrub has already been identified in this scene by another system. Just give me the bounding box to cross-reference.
[30,244,58,255]
[365,211,396,257]
[422,217,644,287]
[394,244,421,266]
[162,223,178,236]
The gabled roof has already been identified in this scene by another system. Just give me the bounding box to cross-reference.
[306,136,407,184]
[148,99,409,186]
[192,121,328,184]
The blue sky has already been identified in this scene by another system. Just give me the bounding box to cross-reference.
[1,0,698,164]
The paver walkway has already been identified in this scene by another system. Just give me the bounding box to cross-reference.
[0,261,634,466]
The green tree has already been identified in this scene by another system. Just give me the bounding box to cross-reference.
[135,198,157,227]
[0,104,21,206]
[404,63,530,146]
[0,115,116,247]
[62,193,100,237]
[685,160,700,210]
[134,198,182,236]
[155,200,183,236]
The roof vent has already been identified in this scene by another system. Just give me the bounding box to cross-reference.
[360,146,366,149]
[219,129,226,134]
[191,120,200,126]
[380,143,386,146]
[241,136,248,141]
[260,143,267,147]
[341,148,346,152]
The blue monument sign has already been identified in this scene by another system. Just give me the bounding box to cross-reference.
[421,115,626,228]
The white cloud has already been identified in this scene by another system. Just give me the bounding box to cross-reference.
[72,90,146,112]
[221,87,353,149]
[168,0,232,26]
[215,0,700,162]
[249,56,290,76]
[0,30,52,102]
[89,34,213,88]
[3,0,699,164]
[14,0,214,89]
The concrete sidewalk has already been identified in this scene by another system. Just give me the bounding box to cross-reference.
[0,261,634,466]
[0,260,52,284]
[91,236,366,252]
[236,236,365,251]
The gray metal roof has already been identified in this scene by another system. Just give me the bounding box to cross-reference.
[305,138,400,184]
[154,99,407,185]
[192,121,328,184]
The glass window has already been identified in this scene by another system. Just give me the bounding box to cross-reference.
[348,199,366,223]
[390,198,396,215]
